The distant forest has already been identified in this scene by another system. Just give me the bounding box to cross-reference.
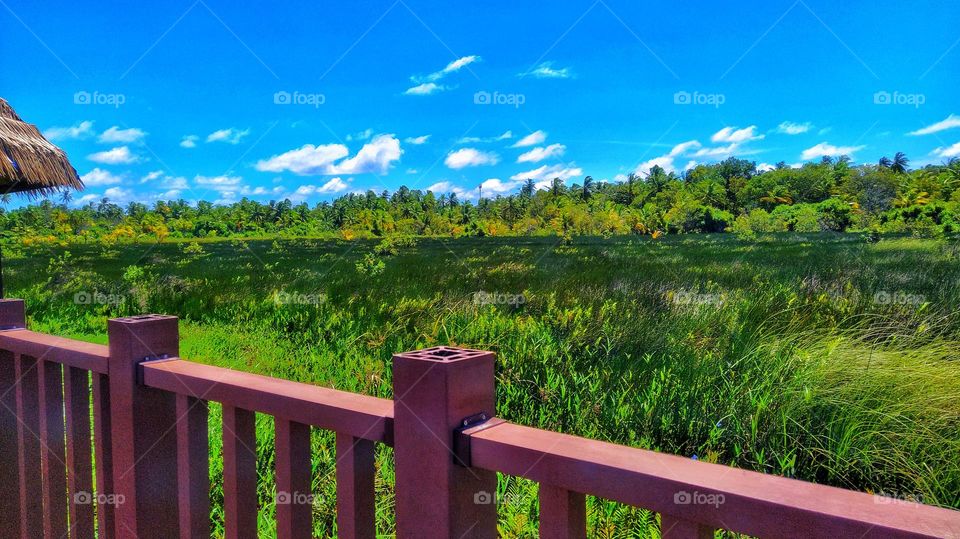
[4,154,959,246]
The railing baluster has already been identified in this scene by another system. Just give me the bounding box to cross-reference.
[275,418,312,539]
[39,359,69,539]
[539,484,586,539]
[222,405,258,539]
[92,372,115,539]
[335,433,376,539]
[15,353,43,537]
[64,366,95,539]
[0,349,21,538]
[661,514,715,539]
[177,394,210,538]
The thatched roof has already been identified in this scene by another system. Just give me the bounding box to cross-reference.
[0,98,83,197]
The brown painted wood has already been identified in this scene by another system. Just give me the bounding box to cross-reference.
[38,359,69,539]
[107,315,181,539]
[335,433,376,539]
[141,359,393,444]
[222,405,258,539]
[64,366,95,539]
[0,349,22,538]
[177,394,210,538]
[15,353,42,537]
[275,418,312,539]
[0,330,108,374]
[92,373,115,539]
[392,346,499,539]
[539,484,586,539]
[468,421,960,538]
[661,514,715,539]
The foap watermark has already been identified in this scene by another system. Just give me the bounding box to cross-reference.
[667,289,724,307]
[873,91,925,108]
[872,491,924,507]
[473,490,523,506]
[673,490,725,508]
[873,290,925,306]
[74,91,126,108]
[272,290,327,306]
[74,491,126,506]
[473,291,526,307]
[474,90,526,108]
[674,90,725,108]
[275,491,317,506]
[274,90,325,108]
[74,291,125,306]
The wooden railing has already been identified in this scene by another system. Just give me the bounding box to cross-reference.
[0,298,958,538]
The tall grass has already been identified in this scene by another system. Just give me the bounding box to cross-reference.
[9,233,959,536]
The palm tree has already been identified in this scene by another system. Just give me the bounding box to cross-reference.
[891,152,909,174]
[581,176,594,200]
[626,173,637,197]
[521,179,535,198]
[59,189,72,207]
[550,177,564,198]
[878,156,893,169]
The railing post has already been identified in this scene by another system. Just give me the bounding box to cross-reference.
[393,346,498,538]
[0,299,24,538]
[108,314,181,538]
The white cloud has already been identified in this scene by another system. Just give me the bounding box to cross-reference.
[180,135,199,148]
[932,142,960,158]
[777,121,812,135]
[510,163,583,183]
[480,178,521,195]
[512,130,547,148]
[142,171,188,190]
[517,144,566,163]
[206,128,250,144]
[426,181,473,200]
[712,125,764,144]
[256,134,402,176]
[405,55,480,95]
[44,121,95,141]
[103,187,134,202]
[346,128,373,142]
[459,131,512,144]
[668,140,701,156]
[98,126,146,144]
[195,174,243,191]
[87,146,140,165]
[632,140,702,175]
[421,55,480,82]
[81,168,124,186]
[800,142,866,161]
[405,135,430,145]
[445,148,499,169]
[526,62,572,79]
[404,83,447,95]
[692,143,740,159]
[318,177,349,193]
[757,162,776,172]
[909,114,960,136]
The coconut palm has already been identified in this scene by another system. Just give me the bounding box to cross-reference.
[891,152,909,174]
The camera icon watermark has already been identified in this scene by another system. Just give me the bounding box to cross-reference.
[74,491,125,506]
[673,490,725,508]
[872,290,925,306]
[271,290,327,306]
[273,90,325,108]
[474,91,526,108]
[873,91,925,108]
[74,291,125,306]
[473,491,494,505]
[473,291,526,307]
[667,289,724,307]
[73,91,126,108]
[275,491,317,506]
[673,91,725,108]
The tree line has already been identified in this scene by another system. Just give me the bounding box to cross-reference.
[3,154,959,247]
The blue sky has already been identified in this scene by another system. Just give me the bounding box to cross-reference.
[3,0,959,206]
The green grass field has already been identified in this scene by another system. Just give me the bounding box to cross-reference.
[7,234,959,537]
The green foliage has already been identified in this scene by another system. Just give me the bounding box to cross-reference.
[6,233,960,535]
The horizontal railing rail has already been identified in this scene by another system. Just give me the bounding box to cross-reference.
[1,298,958,538]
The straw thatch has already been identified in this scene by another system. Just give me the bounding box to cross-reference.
[0,97,83,197]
